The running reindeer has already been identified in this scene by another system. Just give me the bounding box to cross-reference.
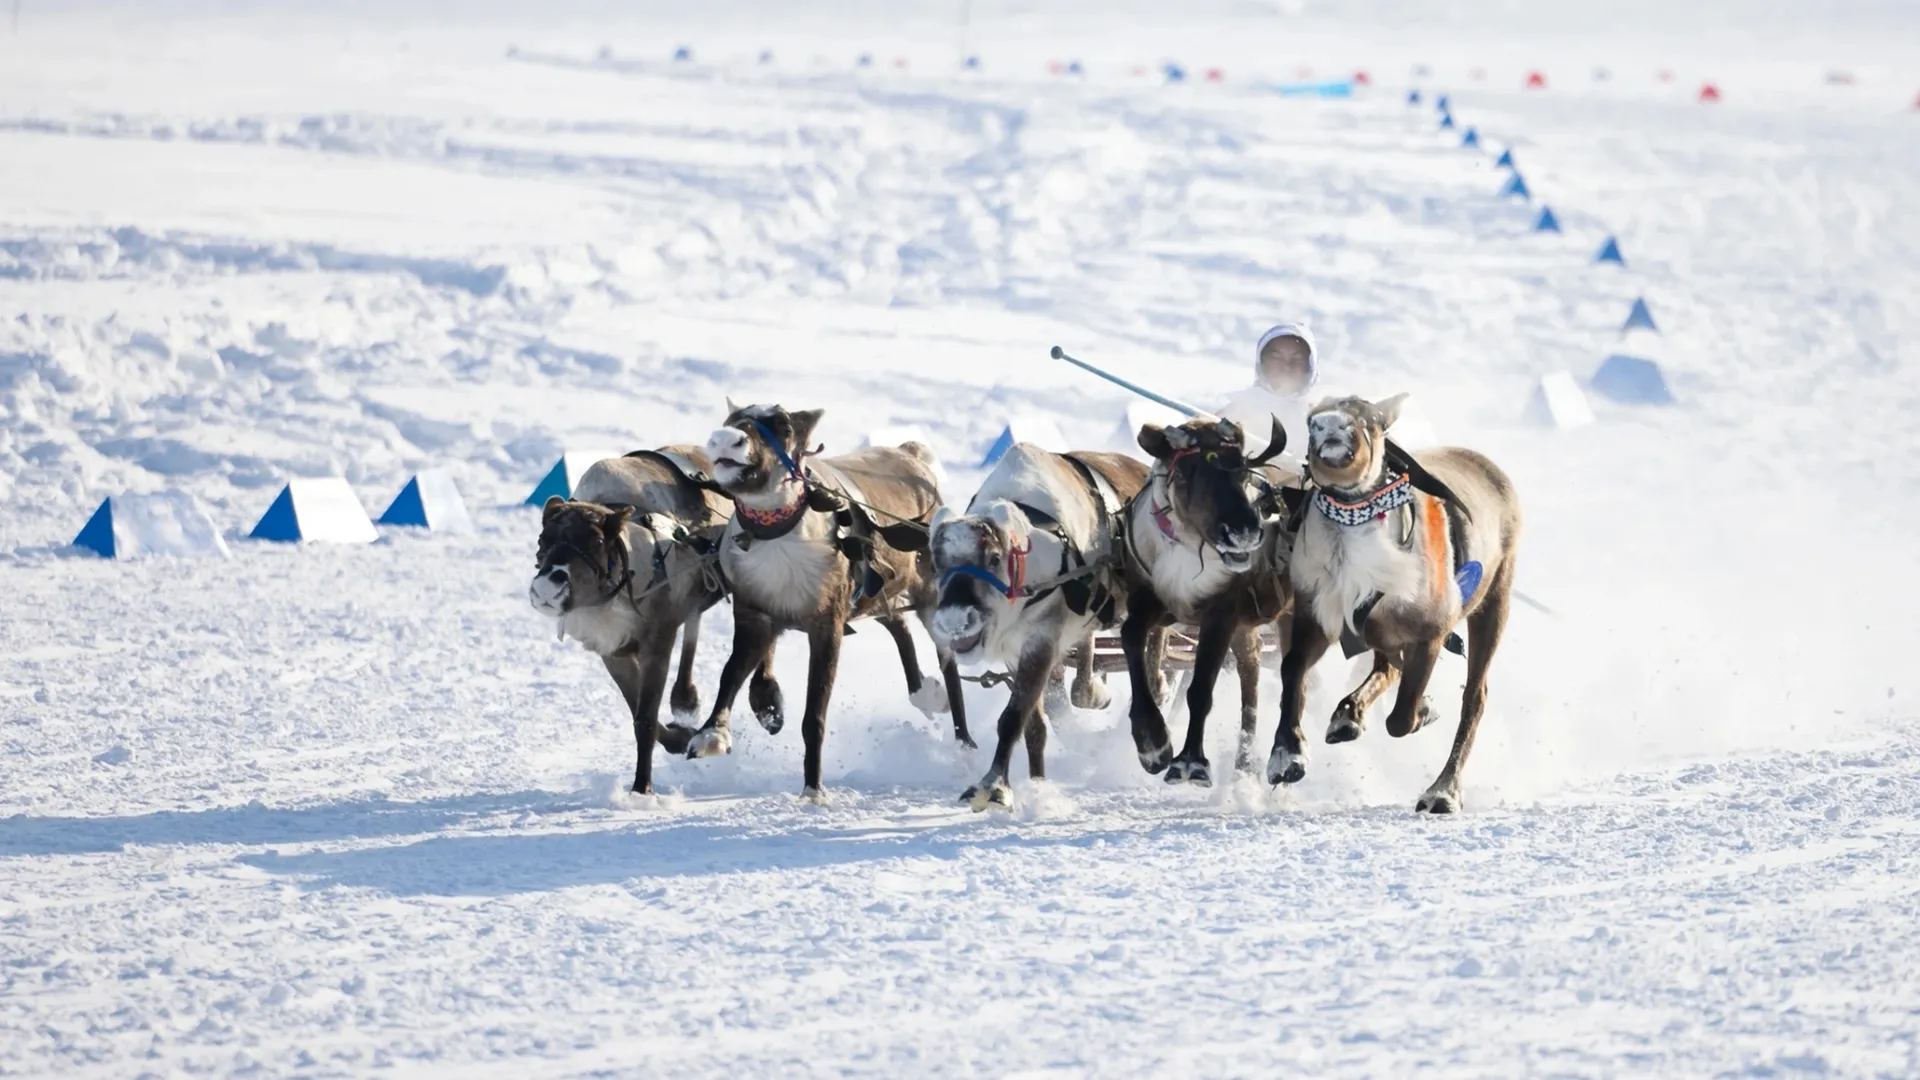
[687,402,970,799]
[528,448,781,795]
[927,443,1153,811]
[1121,415,1296,786]
[1268,394,1522,813]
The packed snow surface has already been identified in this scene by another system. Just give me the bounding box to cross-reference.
[3,1,1918,1075]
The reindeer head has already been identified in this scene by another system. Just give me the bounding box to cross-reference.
[704,401,824,503]
[1304,394,1406,493]
[926,501,1032,662]
[1137,415,1288,571]
[529,496,633,616]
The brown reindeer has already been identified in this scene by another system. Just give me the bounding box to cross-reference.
[926,443,1150,811]
[1119,416,1296,786]
[1268,394,1523,813]
[687,403,969,800]
[528,449,781,795]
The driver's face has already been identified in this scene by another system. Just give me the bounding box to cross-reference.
[1258,336,1313,395]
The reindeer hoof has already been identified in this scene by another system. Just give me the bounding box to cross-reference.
[1327,700,1365,744]
[962,780,1012,812]
[800,786,830,806]
[685,726,732,759]
[751,683,785,734]
[1137,743,1172,775]
[910,678,950,718]
[1266,746,1307,786]
[1069,677,1112,712]
[1165,756,1212,787]
[1416,785,1461,814]
[956,732,979,751]
[670,685,701,723]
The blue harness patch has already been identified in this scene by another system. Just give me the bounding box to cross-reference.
[1455,560,1484,605]
[940,564,1017,598]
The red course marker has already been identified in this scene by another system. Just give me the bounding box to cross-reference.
[1353,70,1371,86]
[1206,68,1225,82]
[1657,69,1675,83]
[1472,67,1487,82]
[1525,71,1547,89]
[1699,82,1721,103]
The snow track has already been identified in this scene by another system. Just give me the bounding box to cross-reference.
[2,1,1918,1075]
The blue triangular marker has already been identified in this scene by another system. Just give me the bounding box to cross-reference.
[380,478,429,527]
[1622,298,1659,334]
[1439,113,1455,129]
[525,460,571,505]
[963,55,981,70]
[981,428,1017,468]
[672,46,692,62]
[1495,148,1515,169]
[1456,561,1484,605]
[1534,206,1562,232]
[1067,60,1084,75]
[1462,126,1480,148]
[1500,172,1530,200]
[250,486,301,542]
[1163,62,1185,83]
[856,53,873,68]
[1596,236,1625,265]
[74,500,116,558]
[1435,93,1450,112]
[1407,89,1422,105]
[757,50,773,65]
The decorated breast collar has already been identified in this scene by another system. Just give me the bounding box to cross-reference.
[1313,474,1415,527]
[736,483,809,540]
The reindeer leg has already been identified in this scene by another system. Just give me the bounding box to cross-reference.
[942,652,974,748]
[669,611,703,722]
[962,642,1053,811]
[1231,626,1262,773]
[799,618,846,801]
[1269,609,1329,785]
[1330,651,1397,745]
[602,632,676,793]
[1068,629,1111,710]
[1168,619,1233,787]
[1382,638,1442,741]
[1419,567,1512,814]
[882,616,948,721]
[1120,591,1173,774]
[748,636,784,734]
[1145,625,1172,709]
[1025,699,1050,782]
[690,610,775,758]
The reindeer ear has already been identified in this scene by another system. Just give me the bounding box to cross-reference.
[725,396,741,416]
[929,506,956,536]
[1137,424,1174,459]
[1374,393,1409,432]
[542,495,566,522]
[788,408,824,449]
[983,500,1027,541]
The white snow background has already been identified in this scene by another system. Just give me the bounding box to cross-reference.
[2,0,1919,1075]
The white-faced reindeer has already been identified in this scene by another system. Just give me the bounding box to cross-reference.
[687,402,970,800]
[926,444,1150,811]
[1120,416,1296,786]
[528,449,781,795]
[1268,394,1522,813]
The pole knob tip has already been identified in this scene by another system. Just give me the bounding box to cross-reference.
[1049,345,1064,359]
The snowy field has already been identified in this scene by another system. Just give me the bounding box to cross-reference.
[4,0,1920,1075]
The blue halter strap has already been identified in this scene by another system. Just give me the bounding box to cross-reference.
[749,418,805,481]
[939,564,1017,598]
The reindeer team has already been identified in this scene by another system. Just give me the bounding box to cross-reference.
[530,333,1522,814]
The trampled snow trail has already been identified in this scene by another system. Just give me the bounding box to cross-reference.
[2,2,1918,1076]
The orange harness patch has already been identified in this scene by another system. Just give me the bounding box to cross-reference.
[1419,493,1450,608]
